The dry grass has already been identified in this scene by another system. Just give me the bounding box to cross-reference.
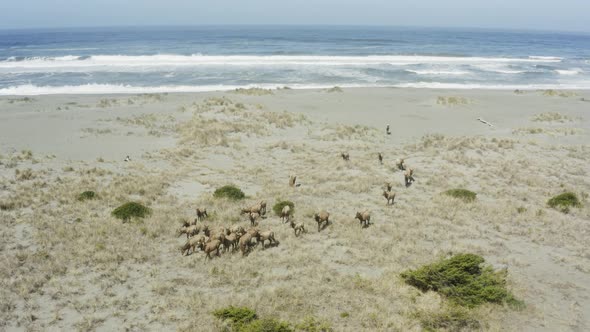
[1,94,589,331]
[532,112,575,123]
[232,88,274,96]
[512,127,583,136]
[540,89,577,97]
[436,96,470,106]
[325,86,343,93]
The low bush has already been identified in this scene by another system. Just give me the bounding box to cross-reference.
[213,306,292,332]
[401,253,521,308]
[273,200,295,216]
[111,202,151,222]
[213,306,257,327]
[78,191,97,201]
[443,189,477,202]
[547,192,581,213]
[214,185,246,200]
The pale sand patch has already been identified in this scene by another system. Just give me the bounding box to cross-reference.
[0,88,589,331]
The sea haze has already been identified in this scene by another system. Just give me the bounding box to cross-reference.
[0,25,589,95]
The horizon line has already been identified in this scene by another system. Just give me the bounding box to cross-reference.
[0,23,589,35]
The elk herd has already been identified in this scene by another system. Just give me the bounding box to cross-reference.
[178,152,414,259]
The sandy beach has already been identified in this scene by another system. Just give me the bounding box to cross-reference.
[1,87,589,331]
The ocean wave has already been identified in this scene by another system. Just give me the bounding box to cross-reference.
[0,83,342,95]
[555,69,581,75]
[393,82,590,89]
[405,70,470,75]
[0,54,564,71]
[2,82,590,95]
[529,56,563,61]
[472,64,526,74]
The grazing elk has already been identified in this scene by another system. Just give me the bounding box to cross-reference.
[355,211,371,228]
[383,191,395,205]
[404,168,415,187]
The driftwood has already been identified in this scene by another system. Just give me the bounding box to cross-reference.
[477,118,494,127]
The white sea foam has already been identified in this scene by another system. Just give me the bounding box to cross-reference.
[393,82,590,89]
[0,54,564,72]
[529,56,563,61]
[555,69,581,75]
[405,70,470,75]
[473,64,526,74]
[2,82,589,96]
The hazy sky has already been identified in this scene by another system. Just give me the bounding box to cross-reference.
[1,0,589,32]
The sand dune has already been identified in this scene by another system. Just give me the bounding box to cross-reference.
[0,88,589,331]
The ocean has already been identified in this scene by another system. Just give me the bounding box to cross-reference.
[0,25,589,95]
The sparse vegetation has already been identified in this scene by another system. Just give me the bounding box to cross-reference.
[213,306,292,332]
[443,189,477,202]
[295,316,333,332]
[413,305,481,331]
[401,253,521,308]
[233,87,274,96]
[15,168,35,181]
[541,89,577,97]
[214,185,246,200]
[437,96,469,106]
[512,127,583,136]
[0,90,586,331]
[532,112,574,122]
[213,306,258,327]
[111,202,152,221]
[547,192,581,212]
[77,191,97,201]
[273,200,295,216]
[325,86,343,93]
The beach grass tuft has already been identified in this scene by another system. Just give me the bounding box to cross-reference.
[437,96,469,106]
[443,189,477,202]
[541,89,577,97]
[213,306,258,326]
[325,86,343,93]
[233,87,274,96]
[77,191,97,201]
[213,306,292,332]
[413,305,481,331]
[547,192,581,212]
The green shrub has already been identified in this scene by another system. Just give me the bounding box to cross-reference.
[213,306,292,332]
[415,305,480,331]
[241,318,292,332]
[214,185,246,200]
[111,202,151,222]
[78,191,97,201]
[213,306,258,326]
[443,189,477,202]
[272,200,295,216]
[401,254,521,308]
[547,192,581,212]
